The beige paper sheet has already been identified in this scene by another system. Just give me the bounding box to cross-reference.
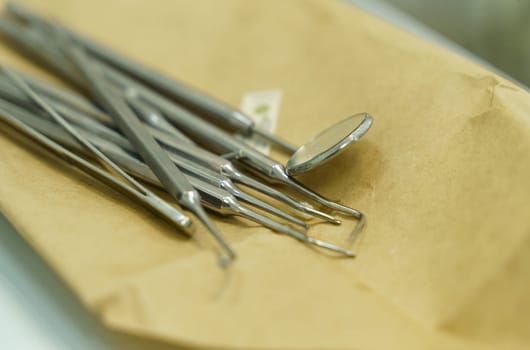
[1,1,529,349]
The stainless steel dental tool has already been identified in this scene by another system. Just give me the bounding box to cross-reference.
[97,64,366,228]
[0,17,236,262]
[0,69,340,225]
[0,97,354,257]
[2,68,236,264]
[4,2,298,153]
[66,46,236,265]
[0,75,194,238]
[5,80,308,228]
[2,3,373,178]
[0,78,322,228]
[0,3,369,245]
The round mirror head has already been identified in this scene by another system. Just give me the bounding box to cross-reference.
[286,113,373,176]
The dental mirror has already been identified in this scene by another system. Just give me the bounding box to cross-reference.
[285,113,373,176]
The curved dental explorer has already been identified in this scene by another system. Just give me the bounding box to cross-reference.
[3,91,307,230]
[12,113,353,257]
[106,152,354,257]
[2,10,362,241]
[71,47,236,265]
[0,76,309,229]
[0,78,338,226]
[0,79,337,227]
[98,64,364,223]
[54,46,236,265]
[119,96,332,225]
[104,90,307,228]
[0,74,193,236]
[8,107,310,242]
[0,20,340,225]
[134,128,341,225]
[154,150,309,229]
[5,2,298,153]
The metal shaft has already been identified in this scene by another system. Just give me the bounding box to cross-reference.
[6,2,298,153]
[101,63,364,219]
[124,89,195,145]
[0,14,344,225]
[9,108,352,256]
[0,102,194,235]
[68,45,235,265]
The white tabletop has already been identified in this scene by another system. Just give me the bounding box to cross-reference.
[0,213,119,350]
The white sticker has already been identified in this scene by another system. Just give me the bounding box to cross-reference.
[238,89,282,155]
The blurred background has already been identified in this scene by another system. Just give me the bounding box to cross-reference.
[352,0,530,87]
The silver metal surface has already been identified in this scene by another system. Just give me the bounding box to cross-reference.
[286,113,373,176]
[0,99,194,235]
[100,63,365,231]
[0,83,310,229]
[124,89,195,145]
[5,2,298,153]
[5,104,353,257]
[0,4,367,248]
[0,65,340,224]
[66,45,236,265]
[0,11,350,227]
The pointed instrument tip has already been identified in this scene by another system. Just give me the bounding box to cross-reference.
[218,254,236,268]
[331,217,342,225]
[191,202,237,267]
[348,211,366,244]
[305,236,356,258]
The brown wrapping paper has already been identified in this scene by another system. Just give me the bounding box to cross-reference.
[1,1,529,349]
